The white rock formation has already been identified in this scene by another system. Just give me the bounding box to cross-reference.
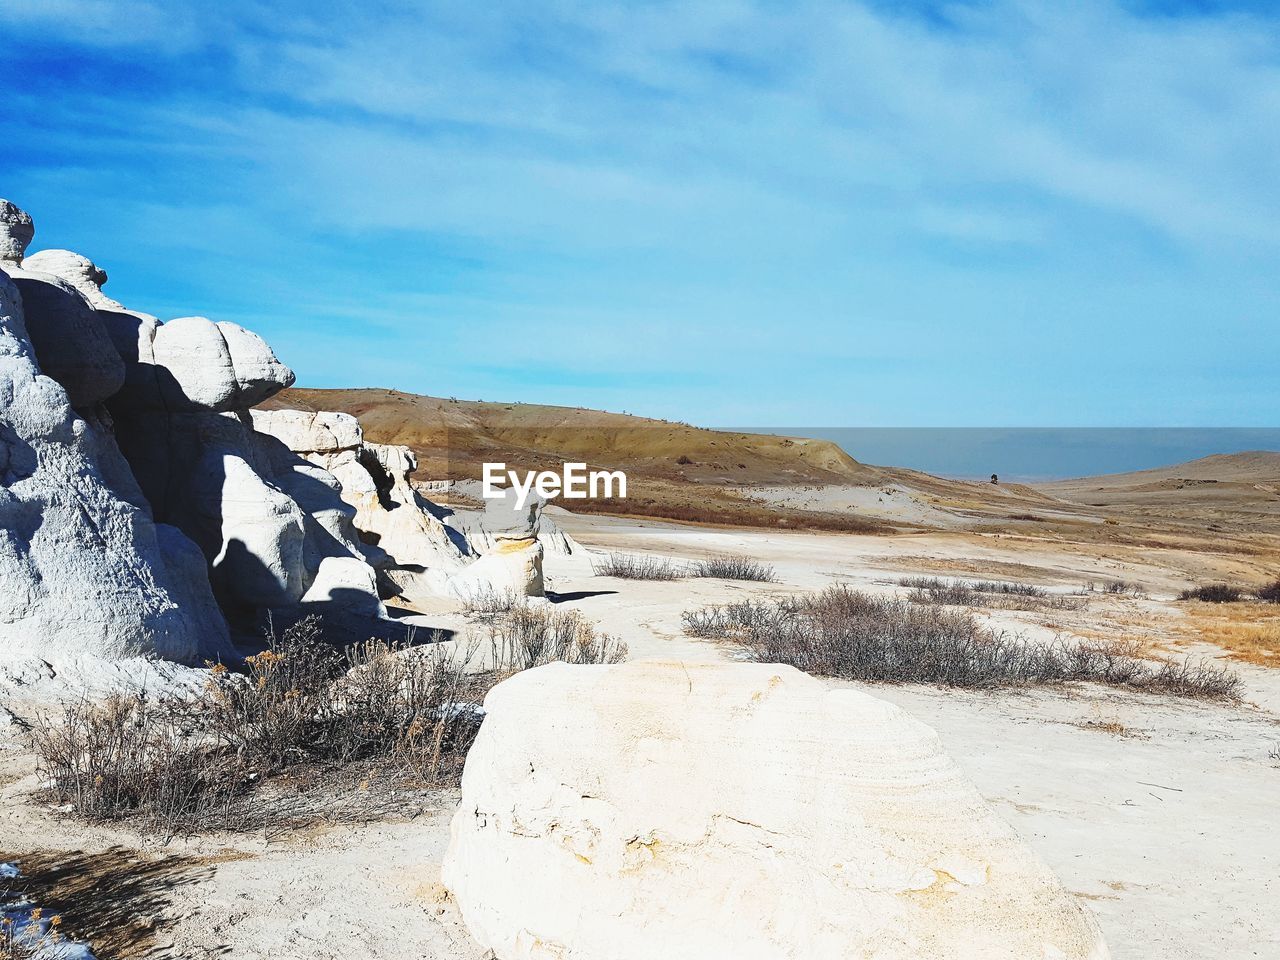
[250,409,467,574]
[0,263,230,661]
[21,249,124,311]
[0,197,390,649]
[5,267,126,409]
[446,487,545,600]
[444,660,1111,960]
[0,200,33,267]
[150,317,294,411]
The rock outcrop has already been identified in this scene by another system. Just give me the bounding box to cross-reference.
[446,487,545,600]
[0,260,229,661]
[443,660,1111,960]
[0,197,402,658]
[250,409,467,574]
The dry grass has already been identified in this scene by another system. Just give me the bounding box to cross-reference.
[683,585,1240,698]
[1183,602,1280,666]
[1078,719,1142,738]
[29,610,626,836]
[564,494,887,533]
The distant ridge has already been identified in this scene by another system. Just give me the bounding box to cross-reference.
[1045,450,1280,488]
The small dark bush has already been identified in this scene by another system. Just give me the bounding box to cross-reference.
[690,555,776,582]
[683,585,1239,698]
[1179,583,1244,603]
[1255,580,1280,604]
[591,552,684,581]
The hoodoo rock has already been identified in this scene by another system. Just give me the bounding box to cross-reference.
[443,660,1111,960]
[22,249,122,311]
[446,486,545,600]
[0,200,33,266]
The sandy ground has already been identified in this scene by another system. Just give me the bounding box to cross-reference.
[2,511,1278,959]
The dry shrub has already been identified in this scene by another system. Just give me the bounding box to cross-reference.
[2,870,81,960]
[591,552,684,581]
[1179,583,1244,603]
[900,576,1083,612]
[484,605,628,670]
[683,585,1239,698]
[30,694,250,837]
[30,611,626,834]
[690,555,776,582]
[591,551,776,583]
[1255,580,1280,604]
[457,586,525,617]
[1082,580,1144,596]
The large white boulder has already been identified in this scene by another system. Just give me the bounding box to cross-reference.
[21,249,126,311]
[443,660,1110,960]
[249,409,363,454]
[6,269,126,409]
[151,316,295,411]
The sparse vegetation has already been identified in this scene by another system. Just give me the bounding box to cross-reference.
[690,555,776,582]
[1179,583,1244,603]
[566,495,887,533]
[592,552,776,582]
[1,877,74,960]
[482,605,628,670]
[29,612,625,835]
[1255,580,1280,604]
[899,576,1084,611]
[591,552,684,581]
[683,585,1239,698]
[1086,579,1144,596]
[457,585,525,617]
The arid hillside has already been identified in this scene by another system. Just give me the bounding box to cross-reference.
[267,388,876,485]
[264,388,892,531]
[1042,451,1280,524]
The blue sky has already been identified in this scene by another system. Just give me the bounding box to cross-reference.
[2,0,1277,427]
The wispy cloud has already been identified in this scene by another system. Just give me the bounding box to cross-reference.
[4,0,1278,425]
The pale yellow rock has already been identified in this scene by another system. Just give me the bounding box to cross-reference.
[444,660,1111,960]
